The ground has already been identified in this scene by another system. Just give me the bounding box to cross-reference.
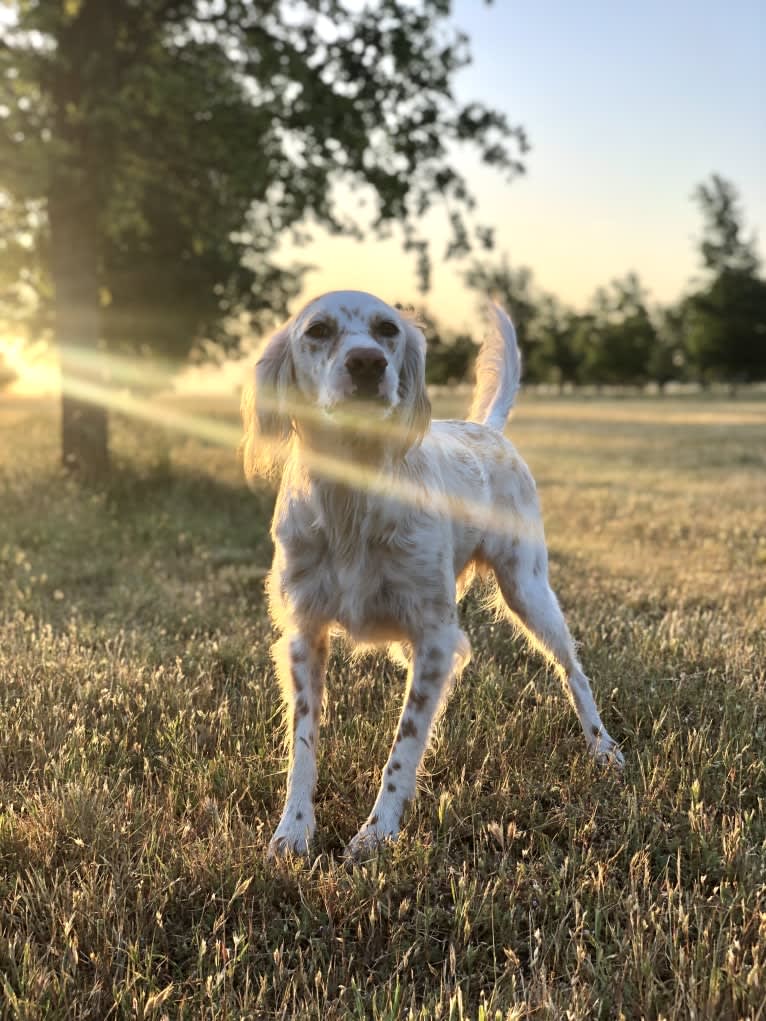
[0,391,765,1020]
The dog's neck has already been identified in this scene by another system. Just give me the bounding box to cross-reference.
[289,433,409,546]
[293,422,396,486]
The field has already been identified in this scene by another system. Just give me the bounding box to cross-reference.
[1,391,765,1020]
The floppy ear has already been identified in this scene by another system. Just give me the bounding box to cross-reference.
[240,323,295,481]
[395,319,431,456]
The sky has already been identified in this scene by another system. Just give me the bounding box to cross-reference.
[281,0,766,330]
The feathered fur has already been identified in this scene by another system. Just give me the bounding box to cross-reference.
[469,302,522,430]
[242,289,623,860]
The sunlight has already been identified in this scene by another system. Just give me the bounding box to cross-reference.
[4,336,531,538]
[59,370,243,451]
[0,337,58,395]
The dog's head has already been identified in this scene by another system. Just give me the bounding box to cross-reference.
[242,290,431,479]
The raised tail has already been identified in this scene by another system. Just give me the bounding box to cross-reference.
[468,303,522,431]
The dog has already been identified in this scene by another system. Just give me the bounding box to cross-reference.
[241,290,624,859]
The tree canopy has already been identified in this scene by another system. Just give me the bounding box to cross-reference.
[0,0,527,474]
[684,175,766,384]
[1,0,528,353]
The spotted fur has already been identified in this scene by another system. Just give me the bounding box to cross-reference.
[241,290,624,860]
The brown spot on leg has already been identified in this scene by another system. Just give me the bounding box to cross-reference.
[296,811,303,821]
[592,725,601,737]
[295,697,309,719]
[387,783,397,793]
[409,688,428,711]
[391,760,401,771]
[368,814,379,826]
[420,667,442,686]
[400,718,418,740]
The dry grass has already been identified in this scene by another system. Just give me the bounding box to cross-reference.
[1,391,765,1020]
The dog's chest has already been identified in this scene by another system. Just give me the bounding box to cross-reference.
[277,503,418,640]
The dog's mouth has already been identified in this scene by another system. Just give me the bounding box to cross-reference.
[325,394,394,423]
[318,398,401,456]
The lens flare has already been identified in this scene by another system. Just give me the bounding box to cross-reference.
[10,343,533,537]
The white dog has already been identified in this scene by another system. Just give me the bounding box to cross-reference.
[241,290,623,859]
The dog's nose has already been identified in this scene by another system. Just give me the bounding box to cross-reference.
[345,347,388,398]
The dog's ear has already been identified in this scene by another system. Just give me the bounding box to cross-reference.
[395,319,431,456]
[240,323,295,481]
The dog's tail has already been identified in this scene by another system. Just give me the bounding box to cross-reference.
[468,303,522,432]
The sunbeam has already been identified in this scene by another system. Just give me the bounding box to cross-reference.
[9,343,530,539]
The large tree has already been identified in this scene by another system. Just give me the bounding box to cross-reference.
[684,175,766,385]
[0,0,527,477]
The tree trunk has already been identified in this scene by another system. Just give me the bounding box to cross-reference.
[50,194,108,480]
[48,4,111,481]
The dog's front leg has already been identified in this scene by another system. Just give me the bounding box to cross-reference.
[268,629,328,857]
[345,625,471,859]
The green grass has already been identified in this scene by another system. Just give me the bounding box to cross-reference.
[1,392,765,1020]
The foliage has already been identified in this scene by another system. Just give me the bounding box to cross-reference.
[464,261,659,388]
[574,274,658,387]
[693,174,760,277]
[648,303,686,388]
[1,393,765,1017]
[527,294,583,388]
[0,0,527,359]
[683,176,766,384]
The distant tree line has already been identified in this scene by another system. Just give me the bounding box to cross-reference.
[423,175,766,390]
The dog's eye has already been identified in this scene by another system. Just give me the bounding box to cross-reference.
[376,320,399,338]
[305,321,332,340]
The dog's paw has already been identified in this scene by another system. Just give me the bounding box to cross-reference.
[343,817,399,861]
[592,733,625,769]
[267,809,315,859]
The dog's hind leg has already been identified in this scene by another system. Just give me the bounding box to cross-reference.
[344,623,471,859]
[268,628,329,857]
[491,541,624,767]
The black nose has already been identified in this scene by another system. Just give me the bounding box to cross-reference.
[345,347,388,398]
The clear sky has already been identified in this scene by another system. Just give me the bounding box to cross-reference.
[281,0,766,330]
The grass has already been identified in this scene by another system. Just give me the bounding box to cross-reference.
[1,391,765,1020]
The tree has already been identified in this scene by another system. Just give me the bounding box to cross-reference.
[684,175,766,385]
[0,1,527,478]
[693,174,760,277]
[576,274,657,386]
[685,272,766,386]
[649,303,686,390]
[527,294,582,390]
